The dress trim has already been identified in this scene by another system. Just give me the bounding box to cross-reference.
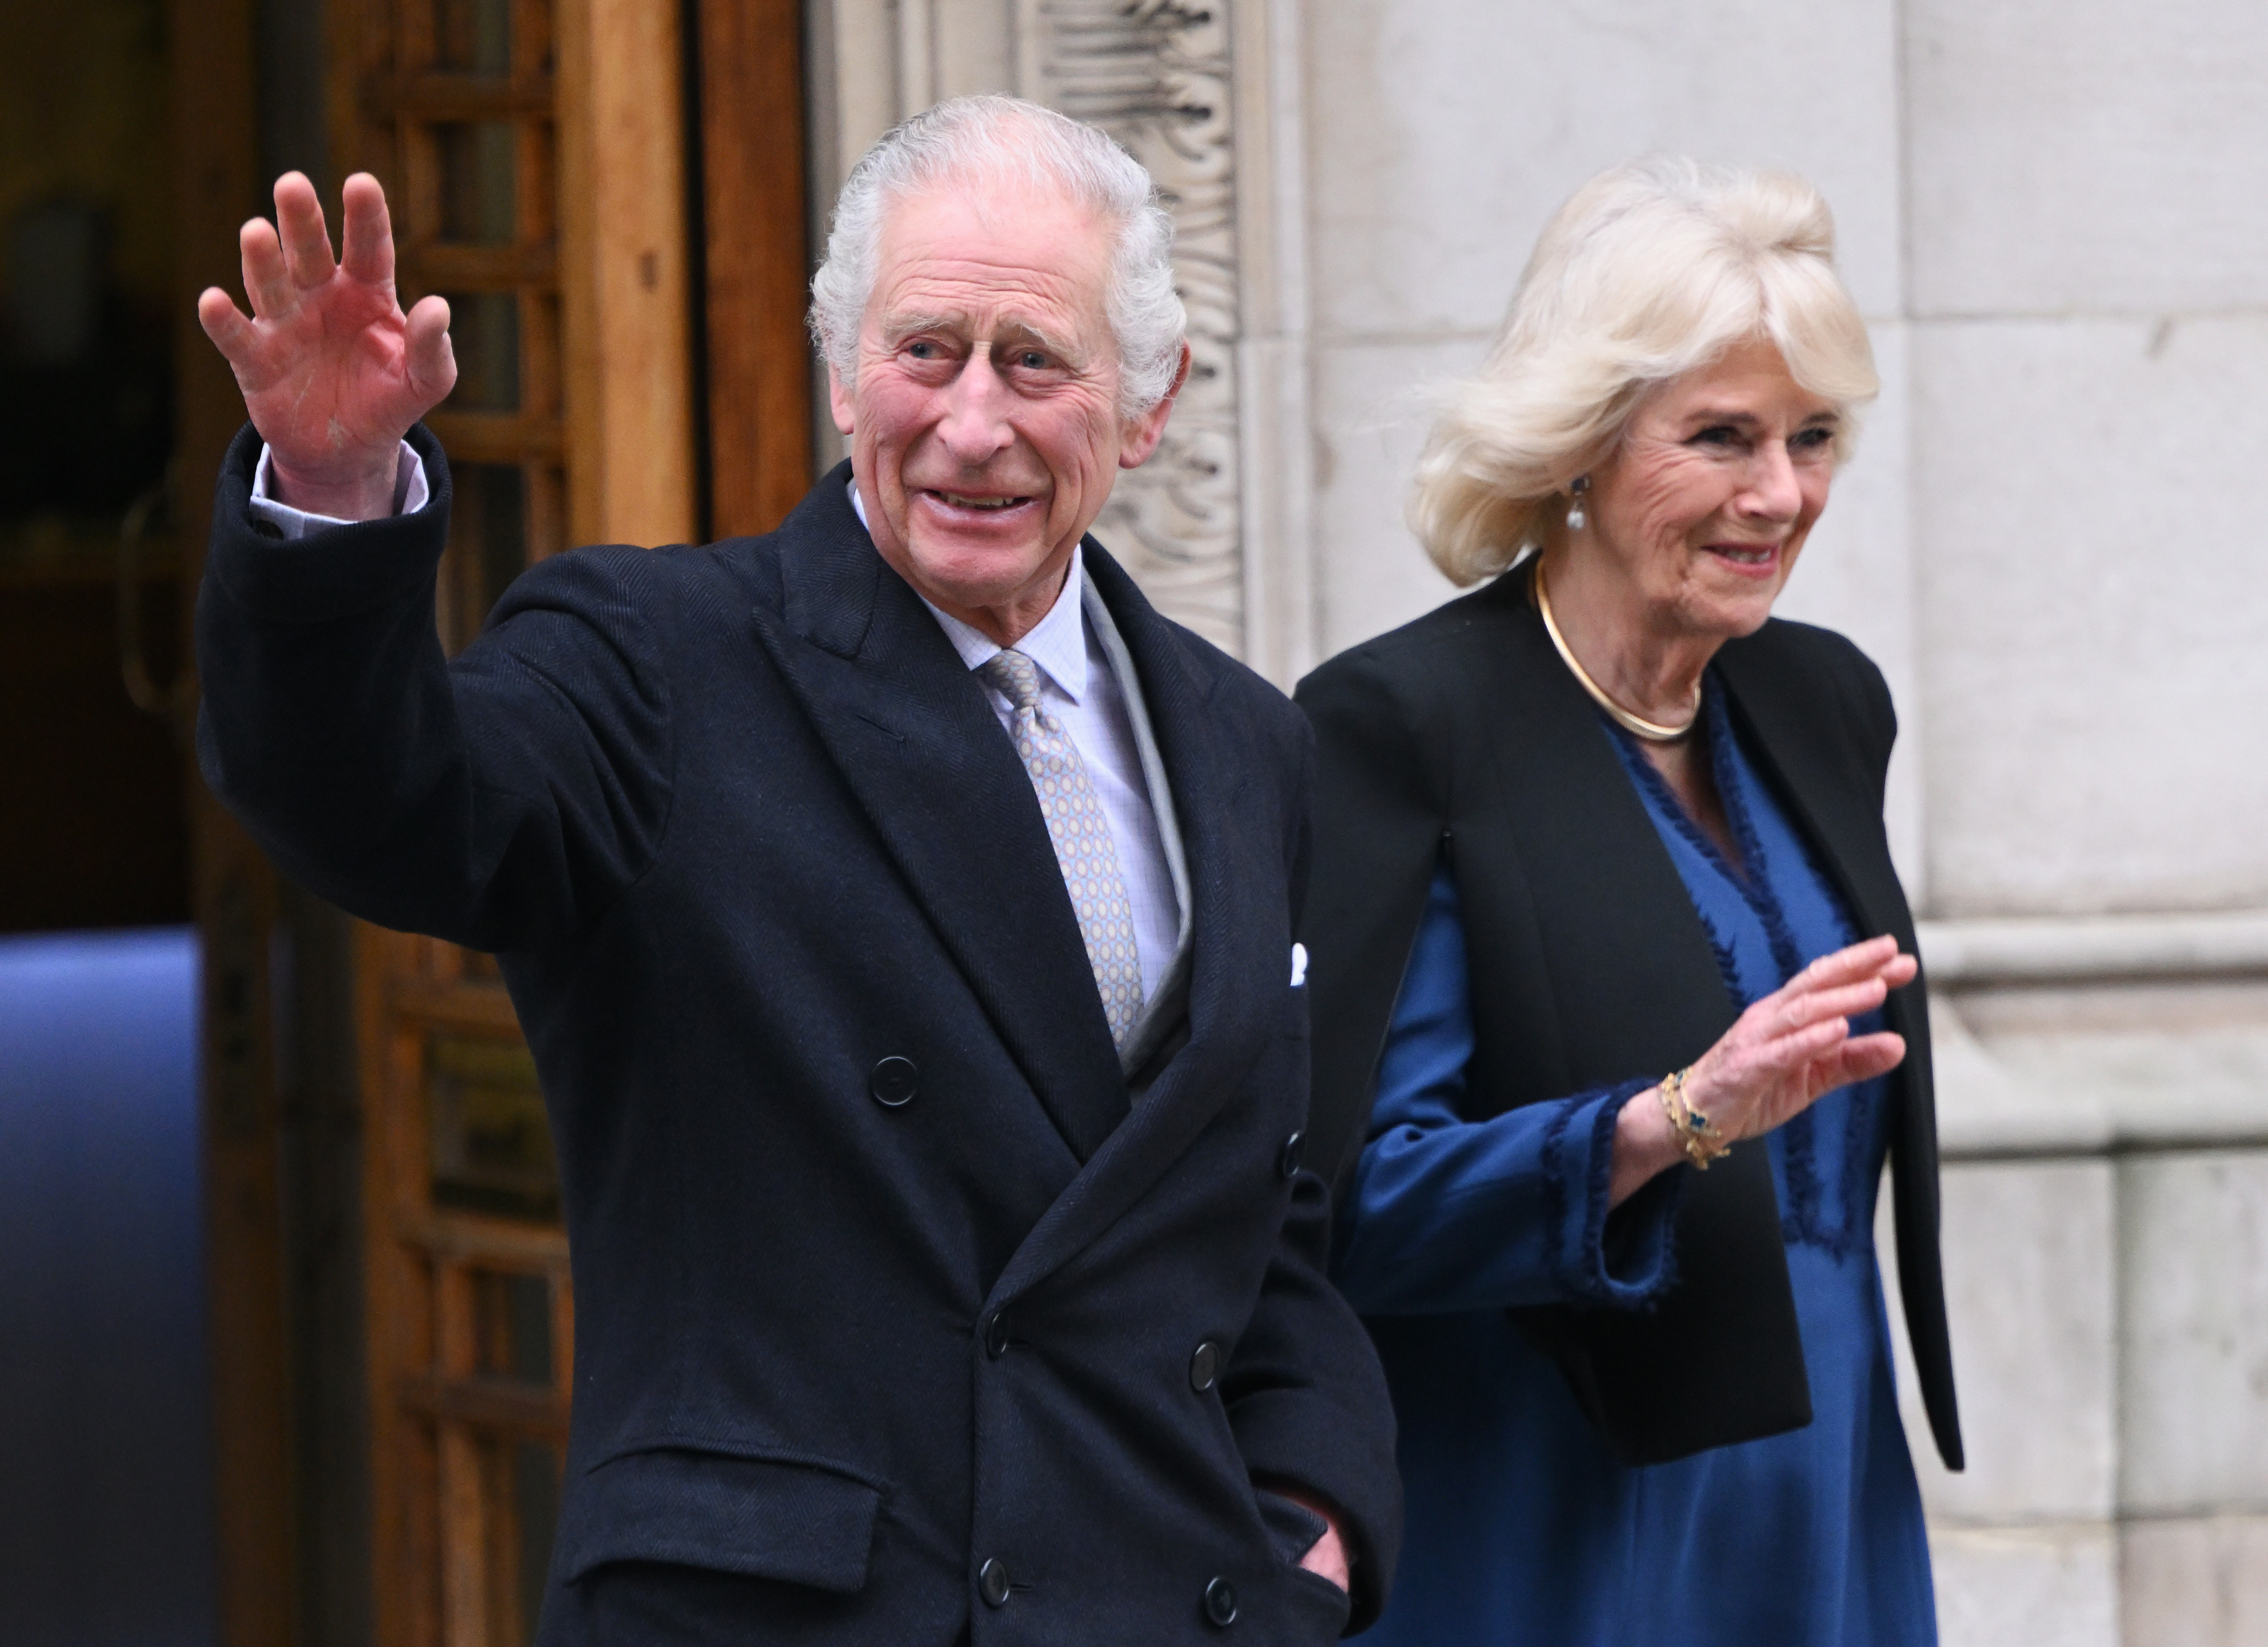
[1604,685,1878,1260]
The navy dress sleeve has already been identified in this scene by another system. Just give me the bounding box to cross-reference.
[1334,862,1682,1316]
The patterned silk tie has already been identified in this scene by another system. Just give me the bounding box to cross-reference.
[977,648,1145,1043]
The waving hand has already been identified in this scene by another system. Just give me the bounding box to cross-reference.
[196,172,456,521]
[1608,935,1918,1207]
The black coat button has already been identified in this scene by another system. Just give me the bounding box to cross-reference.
[869,1056,918,1106]
[1189,1340,1220,1393]
[984,1311,1012,1359]
[1203,1575,1239,1626]
[1278,1130,1305,1179]
[979,1557,1011,1608]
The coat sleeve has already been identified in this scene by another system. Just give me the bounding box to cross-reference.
[1214,699,1404,1635]
[194,423,676,951]
[1333,864,1681,1316]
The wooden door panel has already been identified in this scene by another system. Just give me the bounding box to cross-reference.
[694,0,813,538]
[358,923,573,1647]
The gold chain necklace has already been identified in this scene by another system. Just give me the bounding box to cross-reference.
[1532,563,1701,743]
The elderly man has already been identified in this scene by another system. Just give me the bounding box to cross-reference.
[193,96,1398,1644]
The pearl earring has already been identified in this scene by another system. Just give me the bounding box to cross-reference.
[1566,475,1591,533]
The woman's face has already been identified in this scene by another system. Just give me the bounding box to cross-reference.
[1582,336,1840,643]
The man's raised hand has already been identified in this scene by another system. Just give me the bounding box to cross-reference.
[197,172,456,521]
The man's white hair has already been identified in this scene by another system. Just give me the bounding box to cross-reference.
[809,95,1186,420]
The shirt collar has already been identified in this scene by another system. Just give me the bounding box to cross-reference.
[850,478,1090,703]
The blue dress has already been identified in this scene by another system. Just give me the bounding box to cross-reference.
[1335,687,1935,1646]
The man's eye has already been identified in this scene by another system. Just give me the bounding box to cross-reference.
[905,341,939,360]
[1014,350,1052,370]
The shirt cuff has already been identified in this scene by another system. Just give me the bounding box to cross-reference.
[248,440,429,540]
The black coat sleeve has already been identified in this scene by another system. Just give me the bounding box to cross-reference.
[195,424,676,951]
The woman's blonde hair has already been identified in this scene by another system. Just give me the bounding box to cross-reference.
[1409,157,1879,586]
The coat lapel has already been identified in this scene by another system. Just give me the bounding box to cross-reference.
[746,469,1127,1162]
[1712,628,1934,1102]
[991,542,1283,1300]
[1713,624,1941,1211]
[1713,630,1916,954]
[1456,586,1744,1099]
[1458,591,1811,1458]
[1714,623,1958,1467]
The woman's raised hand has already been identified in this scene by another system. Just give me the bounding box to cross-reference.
[196,172,457,522]
[1608,935,1917,1206]
[1685,935,1916,1142]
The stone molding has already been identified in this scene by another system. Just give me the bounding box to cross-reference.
[1919,911,2268,986]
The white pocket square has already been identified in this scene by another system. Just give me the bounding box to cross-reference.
[1290,942,1308,988]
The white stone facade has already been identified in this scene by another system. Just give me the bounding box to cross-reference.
[807,3,2268,1637]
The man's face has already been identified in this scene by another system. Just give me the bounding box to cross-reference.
[829,178,1184,644]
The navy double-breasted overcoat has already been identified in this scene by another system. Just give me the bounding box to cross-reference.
[195,427,1401,1645]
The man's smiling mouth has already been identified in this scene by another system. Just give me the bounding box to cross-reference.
[930,490,1031,512]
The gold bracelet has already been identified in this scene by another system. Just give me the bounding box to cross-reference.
[1655,1066,1731,1170]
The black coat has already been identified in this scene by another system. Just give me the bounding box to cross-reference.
[1294,567,1962,1472]
[196,429,1402,1644]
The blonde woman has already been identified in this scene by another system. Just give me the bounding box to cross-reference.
[1297,159,1961,1644]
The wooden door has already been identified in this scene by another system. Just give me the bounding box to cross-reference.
[186,1,810,1642]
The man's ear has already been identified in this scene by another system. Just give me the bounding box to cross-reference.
[1118,341,1194,470]
[827,362,857,436]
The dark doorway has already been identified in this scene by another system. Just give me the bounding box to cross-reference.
[0,0,191,934]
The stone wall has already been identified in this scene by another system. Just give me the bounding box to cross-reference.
[806,3,2268,1637]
